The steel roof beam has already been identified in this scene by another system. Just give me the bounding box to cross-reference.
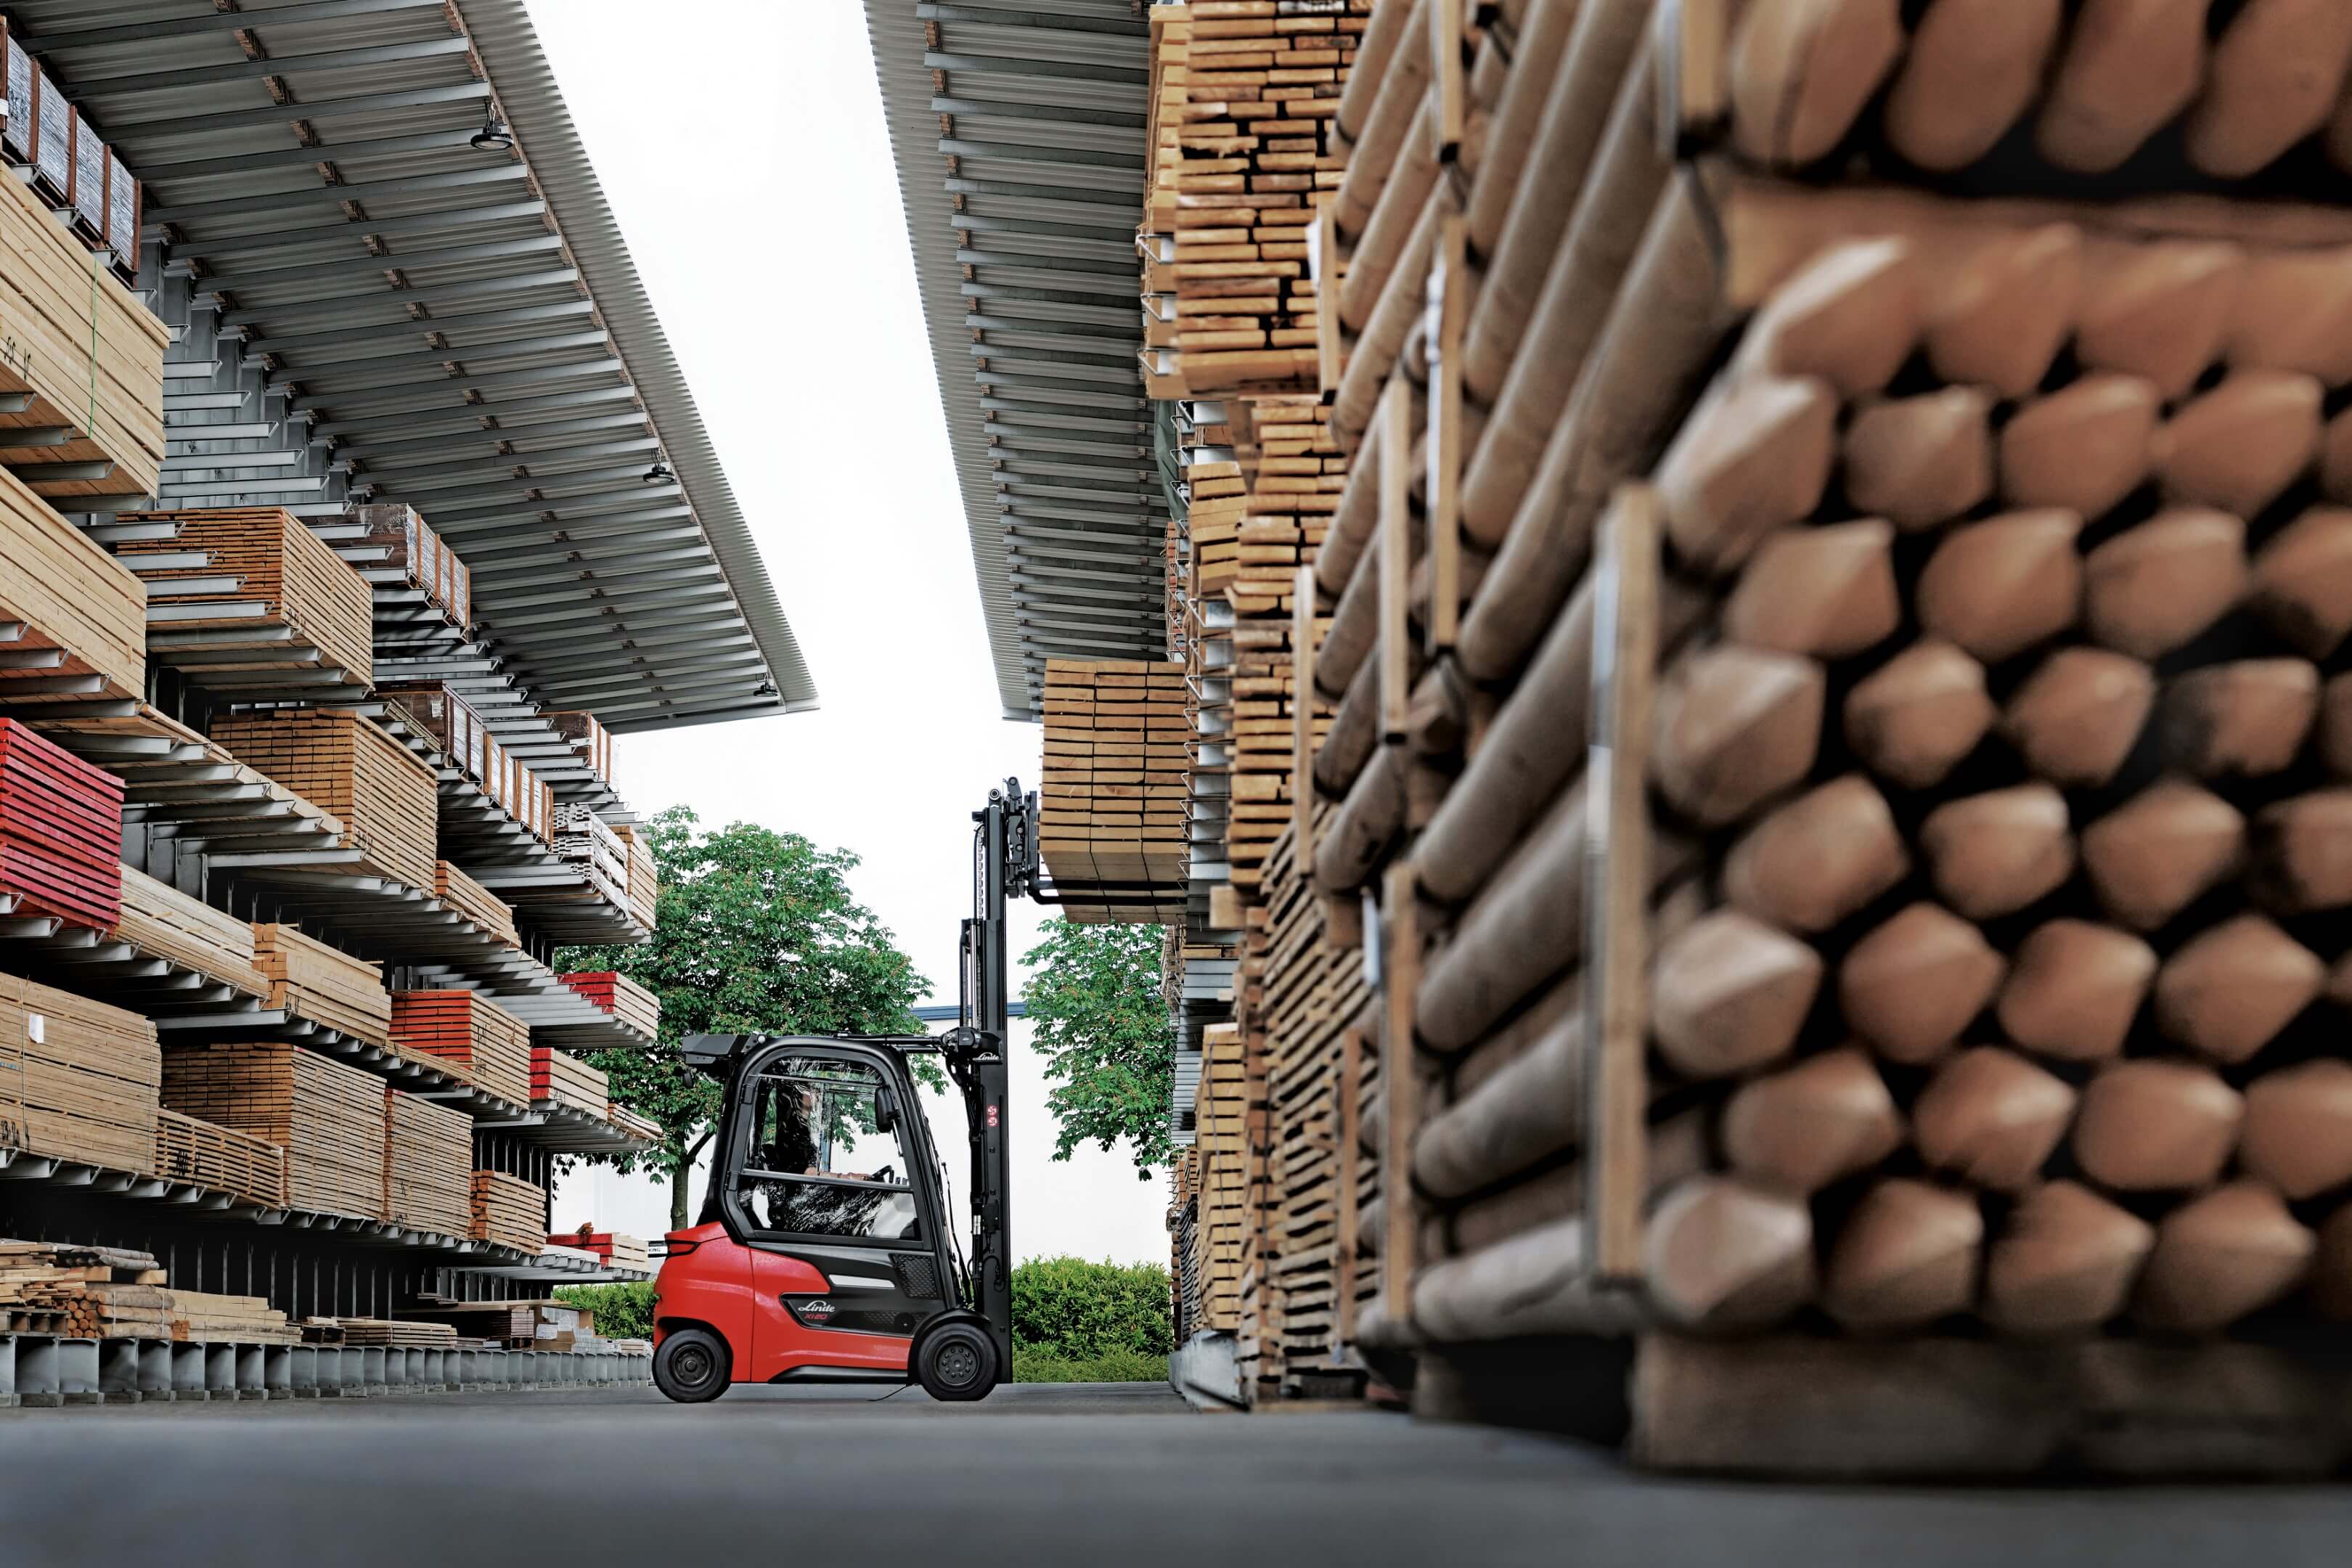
[292,357,624,417]
[358,436,658,484]
[146,162,531,226]
[113,80,491,142]
[333,410,649,462]
[221,267,583,329]
[269,329,615,384]
[195,233,566,295]
[242,299,597,356]
[20,0,452,52]
[182,197,546,266]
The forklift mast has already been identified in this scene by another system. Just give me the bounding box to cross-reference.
[946,777,1038,1374]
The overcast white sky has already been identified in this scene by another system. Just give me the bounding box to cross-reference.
[528,1,1169,1265]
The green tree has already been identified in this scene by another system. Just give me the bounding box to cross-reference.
[1019,919,1174,1180]
[558,807,931,1228]
[1010,1256,1173,1358]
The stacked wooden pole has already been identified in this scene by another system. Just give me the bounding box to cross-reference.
[383,1089,472,1237]
[470,1169,544,1255]
[212,711,438,891]
[0,718,123,931]
[0,972,159,1175]
[114,509,375,687]
[558,971,661,1040]
[529,1046,608,1116]
[160,1042,384,1221]
[390,990,531,1108]
[253,923,392,1046]
[1036,659,1190,922]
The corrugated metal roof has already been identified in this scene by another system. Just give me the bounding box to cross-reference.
[13,0,813,731]
[863,0,1167,722]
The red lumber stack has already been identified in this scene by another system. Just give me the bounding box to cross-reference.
[559,971,661,1038]
[529,1045,608,1114]
[0,718,123,930]
[388,990,531,1108]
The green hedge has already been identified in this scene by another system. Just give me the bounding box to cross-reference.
[1011,1347,1169,1384]
[1010,1256,1172,1360]
[553,1281,656,1339]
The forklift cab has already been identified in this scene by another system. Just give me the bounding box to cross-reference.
[653,1034,1000,1401]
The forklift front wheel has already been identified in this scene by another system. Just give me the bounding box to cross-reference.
[653,1327,732,1403]
[915,1321,1000,1402]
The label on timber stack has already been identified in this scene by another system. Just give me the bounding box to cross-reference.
[25,1013,41,1044]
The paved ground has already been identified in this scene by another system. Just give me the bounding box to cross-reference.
[5,1383,2349,1566]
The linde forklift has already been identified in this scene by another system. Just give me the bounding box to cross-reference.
[650,781,1039,1402]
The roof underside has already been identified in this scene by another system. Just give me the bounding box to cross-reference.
[864,0,1166,722]
[14,0,814,730]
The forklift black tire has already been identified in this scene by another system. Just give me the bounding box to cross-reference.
[915,1320,1000,1402]
[654,1328,731,1403]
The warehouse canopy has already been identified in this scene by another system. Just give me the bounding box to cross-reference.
[12,0,812,730]
[864,0,1165,722]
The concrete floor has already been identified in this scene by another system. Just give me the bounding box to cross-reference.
[4,1383,2349,1567]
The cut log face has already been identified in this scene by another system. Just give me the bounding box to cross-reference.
[1915,510,2086,663]
[1842,388,1995,531]
[1883,0,2065,172]
[1839,901,2007,1065]
[1998,373,2161,519]
[1722,1047,1906,1195]
[2153,370,2325,518]
[1651,910,1824,1080]
[2315,1204,2352,1319]
[2229,250,2352,383]
[1652,646,1827,828]
[1728,0,1908,168]
[1821,1178,1985,1332]
[1921,225,2083,399]
[2036,0,2213,173]
[2074,1059,2247,1192]
[2250,788,2352,915]
[2000,646,2155,788]
[2252,507,2352,659]
[2152,914,2325,1064]
[2240,1059,2352,1201]
[2181,0,2352,178]
[1736,237,1921,397]
[1844,640,1996,791]
[2159,658,2320,778]
[2076,240,2247,401]
[2322,671,2352,777]
[1723,774,1911,934]
[2131,1180,2315,1333]
[2082,508,2250,661]
[1919,783,2076,921]
[2081,780,2246,931]
[1723,519,1901,659]
[1913,1045,2079,1193]
[1996,919,2159,1064]
[1658,375,1841,575]
[1983,1179,2156,1336]
[1643,1175,1818,1334]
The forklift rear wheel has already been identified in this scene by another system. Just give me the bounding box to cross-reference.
[654,1328,731,1403]
[915,1322,1000,1402]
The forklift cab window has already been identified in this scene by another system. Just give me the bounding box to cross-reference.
[735,1058,922,1243]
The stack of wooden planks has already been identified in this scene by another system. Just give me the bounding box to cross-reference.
[613,822,659,930]
[383,1089,472,1238]
[1188,1021,1249,1333]
[380,680,555,844]
[113,867,269,1001]
[252,923,391,1046]
[160,1043,385,1221]
[530,1045,608,1115]
[548,711,614,786]
[0,148,166,498]
[470,1169,545,1254]
[154,1106,289,1209]
[0,464,144,703]
[550,1227,651,1270]
[607,1101,661,1143]
[1140,3,1371,398]
[211,711,438,890]
[434,859,519,949]
[390,991,530,1108]
[0,30,142,277]
[0,1241,295,1342]
[347,502,470,629]
[0,717,123,931]
[334,1316,460,1348]
[552,803,628,913]
[1037,659,1189,922]
[113,509,374,686]
[0,972,158,1175]
[560,971,661,1039]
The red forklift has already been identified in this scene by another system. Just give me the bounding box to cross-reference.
[650,781,1039,1402]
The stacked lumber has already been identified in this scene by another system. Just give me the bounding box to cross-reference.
[1176,400,1244,924]
[613,822,659,930]
[0,972,158,1175]
[1037,660,1189,922]
[548,711,614,785]
[168,1291,301,1344]
[0,149,165,497]
[607,1101,661,1143]
[1189,1021,1249,1331]
[1169,1148,1204,1340]
[552,1227,651,1270]
[347,502,470,629]
[383,1089,472,1238]
[0,30,140,277]
[160,1043,385,1221]
[470,1169,545,1254]
[390,991,531,1107]
[1140,3,1372,398]
[435,859,519,949]
[113,509,374,685]
[0,464,144,701]
[252,923,391,1046]
[560,971,661,1039]
[334,1316,460,1349]
[113,867,268,1000]
[530,1045,608,1115]
[0,717,122,931]
[212,711,437,890]
[552,803,628,912]
[154,1106,289,1209]
[377,679,554,844]
[0,1241,295,1342]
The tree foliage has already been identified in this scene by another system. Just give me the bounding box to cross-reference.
[557,807,931,1226]
[1018,919,1174,1180]
[1010,1256,1172,1359]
